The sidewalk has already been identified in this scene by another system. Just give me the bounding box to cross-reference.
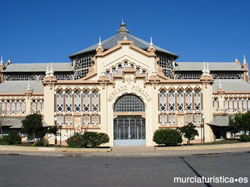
[0,142,250,157]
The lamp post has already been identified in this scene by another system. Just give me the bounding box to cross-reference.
[59,124,62,146]
[202,115,206,143]
[54,117,58,145]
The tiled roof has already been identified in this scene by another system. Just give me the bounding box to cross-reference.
[3,62,73,72]
[175,62,244,71]
[213,80,250,92]
[0,81,43,93]
[69,32,178,58]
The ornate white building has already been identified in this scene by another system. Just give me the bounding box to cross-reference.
[0,22,250,146]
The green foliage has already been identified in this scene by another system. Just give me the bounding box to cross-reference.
[82,132,109,148]
[47,126,59,136]
[34,139,49,147]
[66,132,110,148]
[178,123,199,145]
[66,133,85,148]
[240,134,250,142]
[21,113,45,139]
[153,129,182,146]
[228,111,250,134]
[0,132,21,145]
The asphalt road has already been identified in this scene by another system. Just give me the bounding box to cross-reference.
[1,152,250,187]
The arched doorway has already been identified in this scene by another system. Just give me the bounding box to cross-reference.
[113,94,146,146]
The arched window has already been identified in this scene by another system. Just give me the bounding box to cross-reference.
[65,90,72,112]
[168,90,175,111]
[91,90,99,112]
[194,90,201,111]
[83,90,90,112]
[159,90,166,112]
[74,90,81,112]
[56,91,64,112]
[114,94,145,112]
[185,89,192,111]
[177,90,184,111]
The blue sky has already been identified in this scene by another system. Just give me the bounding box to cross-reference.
[0,0,249,63]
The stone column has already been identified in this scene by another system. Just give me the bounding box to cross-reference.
[200,74,214,142]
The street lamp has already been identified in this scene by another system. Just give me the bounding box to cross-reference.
[202,115,206,143]
[59,124,62,146]
[54,117,58,145]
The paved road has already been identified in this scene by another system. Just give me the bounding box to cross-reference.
[0,152,250,187]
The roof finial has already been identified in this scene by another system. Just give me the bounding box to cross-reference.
[98,36,102,47]
[243,55,247,64]
[0,56,3,65]
[50,62,54,76]
[117,20,129,33]
[150,36,153,47]
[45,64,50,77]
[27,80,31,90]
[202,61,206,75]
[123,35,128,40]
[218,79,222,89]
[206,62,210,74]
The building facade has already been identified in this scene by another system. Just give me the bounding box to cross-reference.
[0,22,250,146]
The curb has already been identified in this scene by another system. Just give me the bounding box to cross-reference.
[155,142,250,151]
[0,145,112,153]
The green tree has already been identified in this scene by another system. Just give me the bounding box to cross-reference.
[21,114,45,140]
[228,111,250,137]
[178,123,199,145]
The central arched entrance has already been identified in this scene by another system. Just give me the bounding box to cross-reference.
[113,94,146,146]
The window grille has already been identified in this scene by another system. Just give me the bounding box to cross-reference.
[56,91,64,112]
[229,98,233,112]
[185,89,192,111]
[194,113,201,124]
[233,99,238,112]
[186,114,193,123]
[83,90,90,112]
[159,114,167,125]
[57,115,64,126]
[194,90,201,111]
[32,100,37,112]
[16,101,21,114]
[114,94,145,112]
[168,90,175,111]
[1,100,5,115]
[21,101,25,114]
[65,115,72,126]
[243,98,247,112]
[6,100,10,114]
[11,101,15,114]
[238,98,243,112]
[213,97,219,110]
[168,114,176,124]
[224,98,229,112]
[74,91,81,112]
[156,52,174,78]
[83,115,90,125]
[159,90,166,111]
[65,91,72,112]
[91,115,99,125]
[177,90,184,111]
[73,53,95,79]
[91,90,99,112]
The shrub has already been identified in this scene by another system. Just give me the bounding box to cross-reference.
[82,132,109,148]
[153,129,182,146]
[0,132,21,145]
[66,132,110,148]
[240,134,250,142]
[34,139,49,147]
[66,133,85,148]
